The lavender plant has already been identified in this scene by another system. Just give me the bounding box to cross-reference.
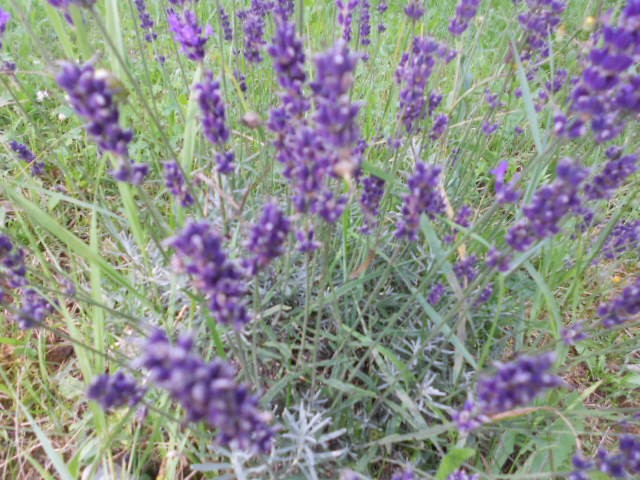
[1,0,639,479]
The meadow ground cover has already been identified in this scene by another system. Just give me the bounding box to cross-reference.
[0,0,639,478]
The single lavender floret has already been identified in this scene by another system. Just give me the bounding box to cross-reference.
[244,203,291,275]
[87,371,145,410]
[404,1,425,20]
[396,162,446,240]
[0,8,10,50]
[57,62,134,159]
[139,329,275,452]
[167,9,211,62]
[169,221,250,328]
[163,161,194,207]
[598,277,640,328]
[449,0,481,36]
[359,175,385,233]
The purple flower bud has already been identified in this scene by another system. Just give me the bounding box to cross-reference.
[404,1,425,20]
[87,371,145,410]
[245,203,291,275]
[167,9,211,62]
[0,8,10,50]
[16,288,54,330]
[430,113,449,140]
[449,0,481,36]
[561,322,588,345]
[601,219,640,260]
[163,161,194,207]
[219,7,233,42]
[598,277,640,328]
[482,120,500,135]
[139,329,275,452]
[359,175,385,233]
[454,255,478,284]
[491,160,521,204]
[396,162,446,240]
[447,470,480,480]
[169,221,251,328]
[486,247,511,272]
[9,141,45,176]
[57,62,134,161]
[359,0,372,47]
[516,0,566,60]
[239,1,271,63]
[429,282,446,305]
[391,469,415,480]
[584,152,637,200]
[134,0,156,42]
[296,227,321,252]
[274,0,295,20]
[337,0,358,42]
[196,71,231,146]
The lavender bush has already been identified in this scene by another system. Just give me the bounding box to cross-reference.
[0,0,639,479]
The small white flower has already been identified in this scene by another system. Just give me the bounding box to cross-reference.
[58,112,67,122]
[36,90,50,102]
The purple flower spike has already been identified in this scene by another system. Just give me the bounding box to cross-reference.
[140,329,275,452]
[359,175,385,233]
[359,0,372,48]
[337,0,358,42]
[16,288,54,330]
[491,160,521,204]
[584,152,638,200]
[275,0,295,20]
[169,222,250,328]
[219,7,233,42]
[430,113,449,140]
[163,161,194,207]
[239,1,272,63]
[448,470,480,480]
[87,371,145,410]
[601,219,640,260]
[167,9,211,62]
[598,277,640,328]
[404,1,425,20]
[454,352,563,432]
[516,0,566,60]
[506,158,588,251]
[245,203,291,275]
[449,0,481,36]
[135,0,156,42]
[391,469,415,480]
[561,322,588,345]
[396,162,446,240]
[311,39,362,150]
[396,37,450,134]
[9,141,45,176]
[0,8,10,49]
[196,71,230,146]
[429,282,446,305]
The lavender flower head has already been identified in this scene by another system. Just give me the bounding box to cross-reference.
[87,371,145,410]
[163,160,194,207]
[454,352,563,432]
[515,0,566,60]
[169,221,250,328]
[135,0,156,42]
[9,141,45,176]
[167,9,212,62]
[506,158,588,251]
[196,71,230,146]
[0,8,10,49]
[359,0,372,48]
[244,203,291,275]
[396,162,446,240]
[219,7,233,42]
[337,0,358,42]
[359,175,385,233]
[311,39,362,151]
[396,37,449,134]
[139,329,275,452]
[57,62,133,158]
[561,322,588,345]
[275,0,295,20]
[0,234,27,289]
[584,152,638,200]
[449,0,481,36]
[598,277,640,328]
[601,219,640,260]
[239,1,272,63]
[56,62,148,184]
[391,469,415,480]
[404,1,426,20]
[491,160,521,204]
[448,471,480,480]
